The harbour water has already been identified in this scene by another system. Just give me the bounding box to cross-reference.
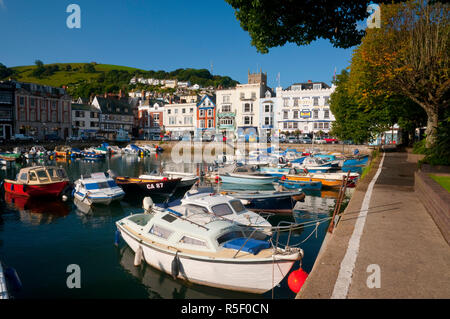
[0,153,358,299]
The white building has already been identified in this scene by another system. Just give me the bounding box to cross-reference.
[275,81,335,135]
[163,101,196,138]
[215,71,267,140]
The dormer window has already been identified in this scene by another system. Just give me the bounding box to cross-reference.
[313,83,322,90]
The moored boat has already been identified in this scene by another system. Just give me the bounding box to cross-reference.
[139,171,199,190]
[113,175,181,196]
[115,198,303,294]
[74,172,125,205]
[283,171,359,188]
[3,166,70,197]
[219,165,277,185]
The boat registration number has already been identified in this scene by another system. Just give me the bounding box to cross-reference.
[146,183,164,189]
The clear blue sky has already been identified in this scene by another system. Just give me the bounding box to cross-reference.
[0,0,355,88]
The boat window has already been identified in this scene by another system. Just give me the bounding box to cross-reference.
[229,200,245,213]
[36,170,49,182]
[179,236,207,247]
[184,204,208,216]
[211,204,234,216]
[57,169,67,179]
[47,168,60,181]
[29,172,37,181]
[149,224,173,239]
[217,231,244,245]
[20,173,28,181]
[85,182,110,190]
[162,214,177,223]
[128,214,152,226]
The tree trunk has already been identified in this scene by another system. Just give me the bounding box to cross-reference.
[425,109,439,148]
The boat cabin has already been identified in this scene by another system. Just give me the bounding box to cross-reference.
[16,166,68,185]
[119,210,268,254]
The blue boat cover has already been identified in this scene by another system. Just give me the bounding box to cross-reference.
[223,238,271,255]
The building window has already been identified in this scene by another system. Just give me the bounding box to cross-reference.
[264,117,272,126]
[243,103,252,113]
[207,119,213,127]
[169,117,176,125]
[283,122,288,129]
[19,97,24,106]
[293,98,299,107]
[199,120,205,128]
[168,109,171,114]
[324,122,329,129]
[240,92,245,99]
[223,95,230,103]
[251,92,256,99]
[199,109,205,117]
[222,105,231,112]
[190,108,193,113]
[182,108,186,114]
[313,109,319,119]
[313,97,319,106]
[184,117,192,125]
[324,109,330,119]
[293,122,298,129]
[244,116,253,125]
[313,83,322,90]
[264,104,273,113]
[283,111,289,119]
[283,98,289,107]
[207,109,213,117]
[324,96,330,106]
[314,122,318,129]
[293,110,299,119]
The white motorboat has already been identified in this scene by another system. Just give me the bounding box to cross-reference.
[115,197,303,294]
[74,172,125,205]
[139,171,198,189]
[220,165,277,185]
[178,189,273,232]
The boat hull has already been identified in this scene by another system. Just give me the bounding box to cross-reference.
[3,180,69,197]
[277,180,323,190]
[220,174,276,185]
[74,192,124,205]
[115,177,181,196]
[118,225,298,294]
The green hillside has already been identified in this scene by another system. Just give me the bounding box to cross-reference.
[0,62,239,99]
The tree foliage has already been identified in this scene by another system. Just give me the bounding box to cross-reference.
[354,0,449,146]
[0,63,13,79]
[225,0,400,53]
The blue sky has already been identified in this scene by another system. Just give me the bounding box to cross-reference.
[0,0,356,88]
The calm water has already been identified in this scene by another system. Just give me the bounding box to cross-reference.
[0,153,358,299]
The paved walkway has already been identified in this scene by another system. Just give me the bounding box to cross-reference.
[298,151,450,299]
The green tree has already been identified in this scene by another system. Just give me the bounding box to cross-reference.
[225,0,401,53]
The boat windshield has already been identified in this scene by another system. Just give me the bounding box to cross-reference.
[36,170,50,182]
[217,230,245,245]
[47,168,62,181]
[229,200,245,213]
[211,204,234,217]
[85,181,116,190]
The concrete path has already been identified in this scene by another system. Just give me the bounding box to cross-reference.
[298,151,450,299]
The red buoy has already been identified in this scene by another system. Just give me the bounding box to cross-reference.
[288,268,308,293]
[214,176,220,183]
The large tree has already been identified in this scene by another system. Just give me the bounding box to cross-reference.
[225,0,399,52]
[355,0,449,146]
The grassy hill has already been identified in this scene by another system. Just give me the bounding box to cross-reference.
[2,62,239,98]
[9,63,144,87]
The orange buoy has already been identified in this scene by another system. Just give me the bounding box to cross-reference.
[287,268,308,293]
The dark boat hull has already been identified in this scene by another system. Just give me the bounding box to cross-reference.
[115,177,181,196]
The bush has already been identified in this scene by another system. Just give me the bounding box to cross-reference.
[412,139,427,154]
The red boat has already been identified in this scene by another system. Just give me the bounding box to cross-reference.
[3,166,70,197]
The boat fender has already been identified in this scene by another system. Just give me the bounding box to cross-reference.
[240,199,250,206]
[171,252,180,280]
[114,229,121,246]
[134,245,143,266]
[287,268,308,293]
[4,267,22,291]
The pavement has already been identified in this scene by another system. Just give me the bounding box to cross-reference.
[297,151,450,299]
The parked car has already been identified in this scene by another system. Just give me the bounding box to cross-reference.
[324,137,339,144]
[313,137,327,144]
[299,137,312,144]
[287,136,299,144]
[12,133,38,142]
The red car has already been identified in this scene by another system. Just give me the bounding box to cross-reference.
[324,137,339,144]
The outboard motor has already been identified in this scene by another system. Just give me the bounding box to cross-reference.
[143,197,154,213]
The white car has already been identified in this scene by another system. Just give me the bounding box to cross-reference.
[11,134,38,142]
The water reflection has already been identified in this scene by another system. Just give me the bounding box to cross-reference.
[4,192,70,225]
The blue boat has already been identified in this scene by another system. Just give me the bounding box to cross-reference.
[277,179,322,190]
[343,155,369,167]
